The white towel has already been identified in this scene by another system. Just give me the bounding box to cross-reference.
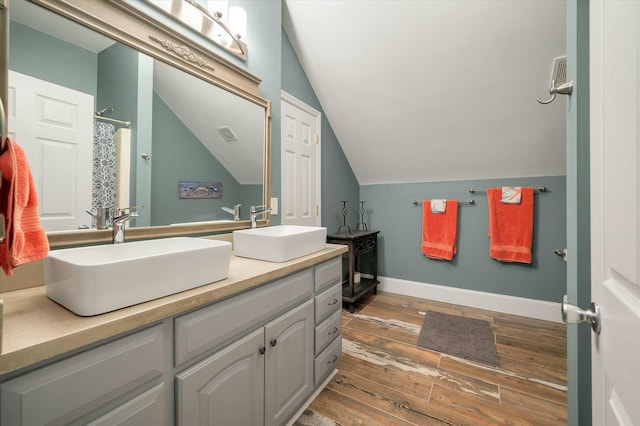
[501,186,522,204]
[431,199,447,213]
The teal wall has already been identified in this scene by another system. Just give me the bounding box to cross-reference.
[96,43,140,214]
[361,176,567,302]
[150,93,242,226]
[280,30,359,233]
[9,21,96,97]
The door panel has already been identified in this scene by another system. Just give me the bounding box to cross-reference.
[590,0,640,423]
[281,93,320,226]
[8,71,93,231]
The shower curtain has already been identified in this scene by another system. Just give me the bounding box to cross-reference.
[91,121,117,228]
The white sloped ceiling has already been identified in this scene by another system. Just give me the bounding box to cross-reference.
[283,0,567,185]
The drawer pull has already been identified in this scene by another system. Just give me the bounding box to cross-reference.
[328,298,339,306]
[328,326,338,335]
[270,338,277,347]
[328,354,338,364]
[259,346,266,355]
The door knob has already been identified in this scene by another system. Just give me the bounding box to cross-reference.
[561,294,601,334]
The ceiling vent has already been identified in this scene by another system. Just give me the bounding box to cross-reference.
[217,126,238,142]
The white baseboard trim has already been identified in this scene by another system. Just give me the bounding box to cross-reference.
[378,276,562,323]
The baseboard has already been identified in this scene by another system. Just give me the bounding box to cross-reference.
[378,276,562,323]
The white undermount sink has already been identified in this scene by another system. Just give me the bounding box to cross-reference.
[233,225,327,262]
[44,237,232,316]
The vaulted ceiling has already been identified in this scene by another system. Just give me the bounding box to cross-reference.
[282,0,567,185]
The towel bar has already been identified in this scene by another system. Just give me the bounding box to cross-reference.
[412,200,475,206]
[469,187,547,194]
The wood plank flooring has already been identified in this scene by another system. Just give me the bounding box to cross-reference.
[296,291,567,426]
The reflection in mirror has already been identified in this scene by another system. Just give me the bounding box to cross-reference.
[7,0,265,233]
[143,0,248,61]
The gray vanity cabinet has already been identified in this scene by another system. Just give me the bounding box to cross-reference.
[176,301,313,426]
[0,257,342,426]
[0,325,166,426]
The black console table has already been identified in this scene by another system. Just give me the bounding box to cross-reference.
[326,230,380,313]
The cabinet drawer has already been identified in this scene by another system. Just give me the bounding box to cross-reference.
[314,257,341,293]
[175,268,313,366]
[314,335,341,386]
[87,383,165,426]
[315,282,342,323]
[315,309,341,355]
[0,325,164,426]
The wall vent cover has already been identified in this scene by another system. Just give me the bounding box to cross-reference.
[217,126,238,142]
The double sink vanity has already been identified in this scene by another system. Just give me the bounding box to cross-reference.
[0,226,347,425]
[0,1,347,424]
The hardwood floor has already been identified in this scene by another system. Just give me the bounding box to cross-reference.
[296,291,567,426]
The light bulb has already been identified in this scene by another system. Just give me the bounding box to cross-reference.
[228,6,247,40]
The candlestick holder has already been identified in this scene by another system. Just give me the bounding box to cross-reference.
[337,200,351,233]
[356,201,368,231]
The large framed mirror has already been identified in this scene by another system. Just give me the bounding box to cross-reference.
[0,0,271,247]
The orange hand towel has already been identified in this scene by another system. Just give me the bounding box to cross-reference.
[0,137,50,275]
[421,200,458,261]
[487,187,533,264]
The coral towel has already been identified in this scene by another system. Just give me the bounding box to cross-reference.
[422,199,458,261]
[487,187,533,264]
[0,137,50,275]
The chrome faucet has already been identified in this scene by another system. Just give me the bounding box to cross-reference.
[222,204,242,221]
[112,206,141,244]
[250,205,271,228]
[85,206,112,230]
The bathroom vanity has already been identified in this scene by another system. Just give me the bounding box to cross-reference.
[0,245,346,425]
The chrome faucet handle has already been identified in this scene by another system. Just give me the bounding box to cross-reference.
[117,205,142,212]
[250,205,271,228]
[114,205,142,219]
[250,205,269,213]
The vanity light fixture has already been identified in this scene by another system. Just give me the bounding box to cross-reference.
[146,0,248,60]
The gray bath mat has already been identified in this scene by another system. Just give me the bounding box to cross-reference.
[417,310,499,366]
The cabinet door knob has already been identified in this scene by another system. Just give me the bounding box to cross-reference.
[328,354,338,364]
[328,326,338,335]
[270,338,277,347]
[328,298,338,306]
[258,346,265,355]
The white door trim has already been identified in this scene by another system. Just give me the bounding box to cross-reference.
[280,91,322,226]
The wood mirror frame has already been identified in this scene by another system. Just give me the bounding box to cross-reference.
[0,0,271,248]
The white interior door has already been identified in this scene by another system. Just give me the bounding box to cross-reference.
[590,0,640,423]
[8,71,93,231]
[281,92,320,226]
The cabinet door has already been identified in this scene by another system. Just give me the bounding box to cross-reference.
[176,328,265,426]
[264,300,314,426]
[0,325,164,426]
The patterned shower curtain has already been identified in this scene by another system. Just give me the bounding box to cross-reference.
[91,121,117,228]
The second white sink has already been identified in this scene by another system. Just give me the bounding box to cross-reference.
[233,225,327,262]
[45,237,232,316]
